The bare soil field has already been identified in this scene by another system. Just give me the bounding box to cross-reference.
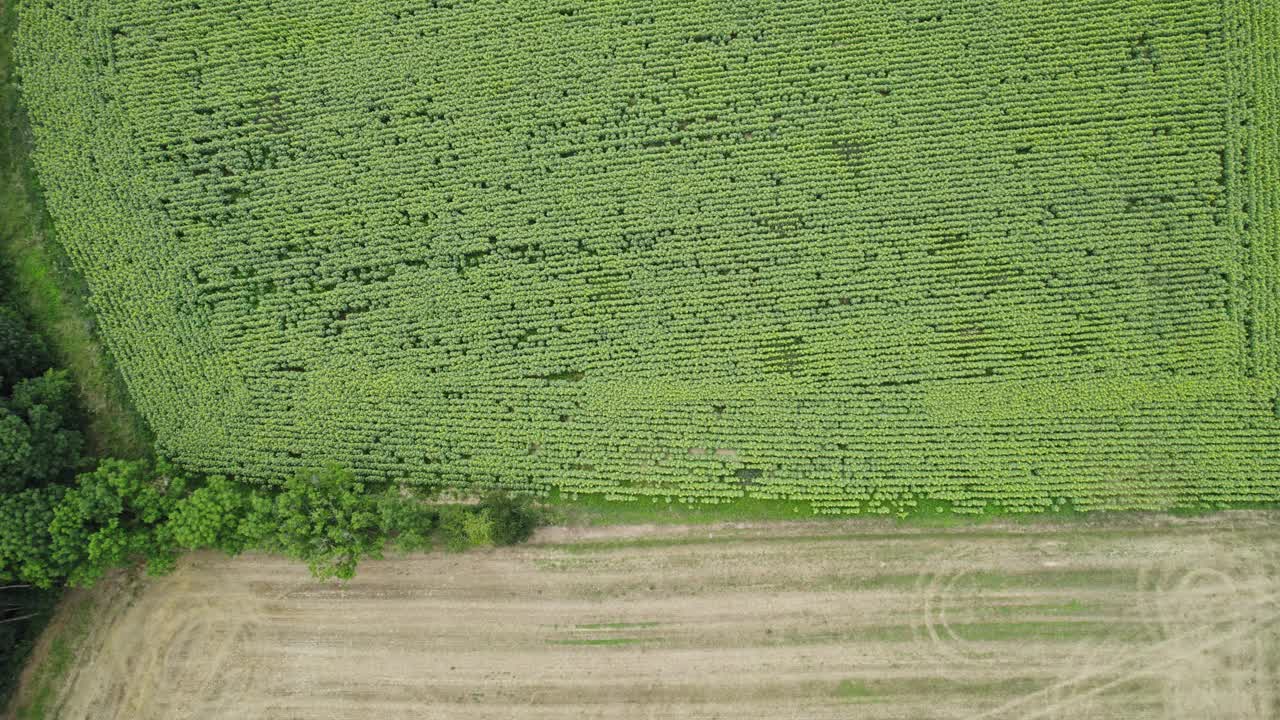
[10,514,1280,719]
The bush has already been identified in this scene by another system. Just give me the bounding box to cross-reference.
[47,459,184,586]
[462,511,494,548]
[478,492,538,546]
[437,506,474,552]
[0,307,48,392]
[0,486,67,588]
[9,369,76,419]
[0,373,83,492]
[377,485,437,554]
[167,474,258,555]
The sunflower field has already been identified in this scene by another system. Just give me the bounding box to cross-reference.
[15,0,1280,513]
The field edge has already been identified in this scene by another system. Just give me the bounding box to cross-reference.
[0,0,153,458]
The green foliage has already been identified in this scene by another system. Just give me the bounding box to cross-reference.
[269,464,385,582]
[437,506,481,553]
[10,369,77,420]
[0,410,33,491]
[2,453,541,587]
[461,511,494,548]
[15,0,1280,515]
[0,282,81,496]
[19,403,82,486]
[0,371,82,493]
[435,496,535,551]
[0,486,66,588]
[479,492,539,546]
[0,307,47,392]
[47,459,183,586]
[166,474,261,555]
[377,485,437,553]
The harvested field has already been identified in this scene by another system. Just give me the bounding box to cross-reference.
[14,513,1280,719]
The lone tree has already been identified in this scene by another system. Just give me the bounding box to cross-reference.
[478,491,539,546]
[270,464,385,581]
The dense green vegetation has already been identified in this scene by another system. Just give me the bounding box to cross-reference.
[0,266,83,704]
[16,0,1278,515]
[0,0,150,460]
[2,455,537,588]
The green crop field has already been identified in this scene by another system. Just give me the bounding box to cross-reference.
[13,0,1280,514]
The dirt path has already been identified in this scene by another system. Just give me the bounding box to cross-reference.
[11,513,1280,719]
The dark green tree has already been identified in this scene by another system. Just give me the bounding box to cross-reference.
[9,369,77,419]
[0,485,67,588]
[478,491,539,546]
[0,307,48,392]
[0,370,82,492]
[0,411,33,493]
[47,459,185,586]
[270,464,385,581]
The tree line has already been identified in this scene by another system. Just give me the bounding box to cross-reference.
[0,304,539,590]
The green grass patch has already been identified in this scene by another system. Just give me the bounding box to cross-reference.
[542,490,820,526]
[786,620,1146,646]
[802,568,1133,595]
[960,568,1138,592]
[985,599,1102,618]
[10,594,96,720]
[542,490,1279,531]
[549,637,646,647]
[944,621,1148,643]
[834,679,875,699]
[574,621,660,630]
[834,676,1061,700]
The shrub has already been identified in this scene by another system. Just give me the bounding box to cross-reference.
[0,307,47,392]
[478,492,538,546]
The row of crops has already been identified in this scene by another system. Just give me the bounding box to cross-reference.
[16,0,1280,513]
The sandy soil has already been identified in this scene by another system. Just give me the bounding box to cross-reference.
[11,513,1280,719]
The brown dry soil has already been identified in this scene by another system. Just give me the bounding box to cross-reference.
[9,513,1280,719]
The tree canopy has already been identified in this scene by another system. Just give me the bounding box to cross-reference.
[269,465,385,582]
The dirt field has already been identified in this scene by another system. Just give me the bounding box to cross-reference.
[10,513,1280,719]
